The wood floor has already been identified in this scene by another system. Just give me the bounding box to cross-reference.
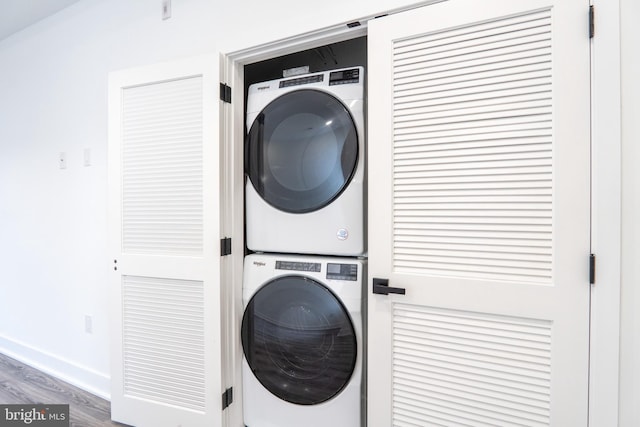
[0,353,129,427]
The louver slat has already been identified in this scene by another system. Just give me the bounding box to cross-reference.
[122,276,205,412]
[121,77,203,256]
[392,10,553,284]
[393,304,551,426]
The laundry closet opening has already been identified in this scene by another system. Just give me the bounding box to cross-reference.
[242,35,367,255]
[235,34,369,427]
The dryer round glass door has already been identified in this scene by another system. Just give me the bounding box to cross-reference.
[241,275,357,405]
[246,89,358,213]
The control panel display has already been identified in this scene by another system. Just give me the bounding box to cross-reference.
[326,263,358,281]
[329,68,360,86]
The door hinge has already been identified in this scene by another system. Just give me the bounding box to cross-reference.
[590,254,596,285]
[222,387,233,410]
[589,5,595,39]
[220,83,232,103]
[220,237,232,256]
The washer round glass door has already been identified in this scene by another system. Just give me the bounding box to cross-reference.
[241,275,357,405]
[246,89,358,213]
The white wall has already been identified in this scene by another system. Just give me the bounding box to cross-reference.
[619,0,640,425]
[0,0,420,399]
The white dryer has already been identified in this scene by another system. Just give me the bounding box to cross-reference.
[241,253,365,427]
[245,67,365,256]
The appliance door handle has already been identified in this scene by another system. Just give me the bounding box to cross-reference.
[372,278,406,295]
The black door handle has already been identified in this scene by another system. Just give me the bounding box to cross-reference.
[372,278,406,295]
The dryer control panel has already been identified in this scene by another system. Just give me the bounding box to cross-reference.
[329,68,360,85]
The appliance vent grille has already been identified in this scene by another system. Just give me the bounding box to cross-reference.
[391,9,553,283]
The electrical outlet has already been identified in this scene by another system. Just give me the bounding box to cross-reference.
[162,0,171,20]
[84,315,93,334]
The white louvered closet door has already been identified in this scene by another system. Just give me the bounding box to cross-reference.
[108,55,223,427]
[367,1,591,426]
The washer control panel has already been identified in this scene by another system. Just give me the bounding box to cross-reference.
[275,261,321,272]
[273,260,359,281]
[326,263,358,281]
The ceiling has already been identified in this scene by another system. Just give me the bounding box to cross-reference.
[0,0,82,41]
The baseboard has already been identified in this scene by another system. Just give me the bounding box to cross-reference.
[0,334,110,400]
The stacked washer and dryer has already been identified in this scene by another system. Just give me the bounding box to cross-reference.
[242,67,366,427]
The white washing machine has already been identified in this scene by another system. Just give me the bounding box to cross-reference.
[245,67,365,256]
[241,253,365,427]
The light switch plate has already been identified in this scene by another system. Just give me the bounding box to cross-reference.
[162,0,171,20]
[84,315,92,334]
[59,152,66,169]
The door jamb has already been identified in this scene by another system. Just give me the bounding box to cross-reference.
[220,19,369,427]
[588,0,622,425]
